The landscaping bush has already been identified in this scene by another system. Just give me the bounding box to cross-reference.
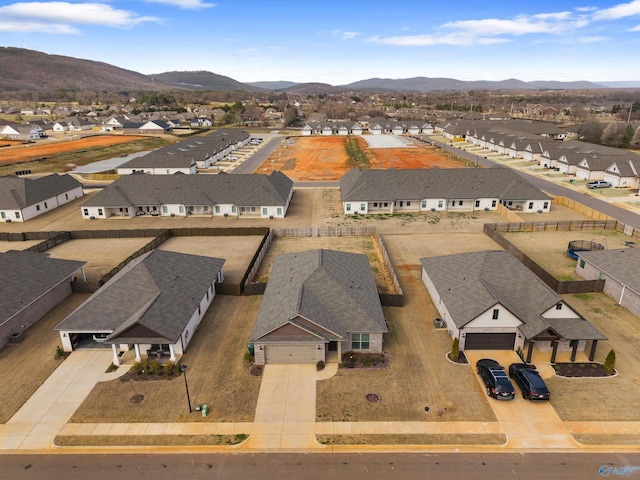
[450,338,460,361]
[164,361,179,377]
[55,345,65,357]
[604,349,616,374]
[316,360,325,371]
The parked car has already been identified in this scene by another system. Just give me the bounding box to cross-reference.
[586,180,612,189]
[509,363,551,401]
[476,359,515,400]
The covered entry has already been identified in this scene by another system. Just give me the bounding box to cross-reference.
[464,333,516,350]
[264,345,317,364]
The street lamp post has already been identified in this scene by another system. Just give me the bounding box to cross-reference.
[180,364,192,413]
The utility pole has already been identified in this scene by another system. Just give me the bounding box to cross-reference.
[627,104,633,124]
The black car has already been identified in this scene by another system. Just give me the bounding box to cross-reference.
[476,359,515,400]
[509,363,551,401]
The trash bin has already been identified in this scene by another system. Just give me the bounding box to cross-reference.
[202,404,208,417]
[247,343,255,357]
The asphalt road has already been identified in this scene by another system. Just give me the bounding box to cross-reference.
[2,452,638,480]
[231,135,284,174]
[430,138,640,229]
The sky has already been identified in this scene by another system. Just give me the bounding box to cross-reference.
[1,0,640,85]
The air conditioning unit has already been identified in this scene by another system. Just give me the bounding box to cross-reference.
[5,219,11,223]
[433,318,447,329]
[484,207,489,211]
[89,216,95,220]
[224,213,229,217]
[269,215,274,219]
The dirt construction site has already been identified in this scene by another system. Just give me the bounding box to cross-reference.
[258,136,465,181]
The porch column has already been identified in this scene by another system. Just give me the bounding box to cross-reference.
[526,340,535,364]
[570,340,578,362]
[589,340,598,361]
[134,344,141,361]
[550,341,559,364]
[80,267,86,281]
[111,344,120,367]
[169,344,176,362]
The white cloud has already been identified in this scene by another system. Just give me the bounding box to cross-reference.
[142,0,216,9]
[330,29,359,40]
[369,33,509,46]
[0,2,159,32]
[576,35,610,42]
[631,23,640,30]
[592,0,640,20]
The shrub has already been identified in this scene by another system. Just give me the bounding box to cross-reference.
[362,354,374,367]
[604,349,616,374]
[164,360,179,376]
[450,337,460,361]
[55,345,65,357]
[316,360,325,371]
[243,351,254,364]
[147,359,161,374]
[133,359,148,375]
[106,363,118,373]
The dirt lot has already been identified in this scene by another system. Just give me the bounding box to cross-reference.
[159,235,264,284]
[258,136,465,181]
[0,135,147,164]
[45,238,152,282]
[503,229,631,280]
[70,294,262,423]
[253,236,396,293]
[0,240,42,252]
[0,293,90,423]
[548,292,640,422]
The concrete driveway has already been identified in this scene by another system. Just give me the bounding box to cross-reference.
[243,364,320,450]
[0,349,113,450]
[465,350,579,449]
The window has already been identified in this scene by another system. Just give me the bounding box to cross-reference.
[438,200,443,208]
[421,201,426,208]
[543,202,549,209]
[351,333,370,350]
[189,206,194,212]
[458,200,463,206]
[97,209,102,216]
[360,203,365,211]
[406,201,411,207]
[262,207,268,215]
[1,212,5,219]
[528,202,534,209]
[475,200,480,208]
[556,303,563,310]
[232,205,236,213]
[166,169,170,174]
[491,200,497,207]
[579,259,585,268]
[492,309,499,320]
[204,206,209,212]
[179,206,184,213]
[277,207,282,215]
[383,202,388,207]
[65,193,68,200]
[508,201,513,206]
[162,206,168,214]
[36,205,40,211]
[215,205,220,213]
[346,204,351,211]
[44,202,48,208]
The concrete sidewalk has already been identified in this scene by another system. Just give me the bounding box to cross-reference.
[0,349,113,450]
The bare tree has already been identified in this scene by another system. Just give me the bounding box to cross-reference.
[601,122,624,147]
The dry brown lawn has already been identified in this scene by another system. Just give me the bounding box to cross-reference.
[0,293,90,423]
[253,235,395,293]
[318,434,506,445]
[54,434,246,447]
[45,238,152,282]
[548,293,640,422]
[503,229,631,280]
[159,235,263,284]
[0,240,42,252]
[69,294,262,423]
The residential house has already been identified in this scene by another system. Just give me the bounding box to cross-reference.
[421,251,606,362]
[576,248,640,318]
[55,250,225,366]
[0,250,86,350]
[0,174,84,222]
[81,170,293,219]
[250,249,388,365]
[0,123,41,141]
[340,167,551,215]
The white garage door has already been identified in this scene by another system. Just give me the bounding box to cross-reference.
[265,345,317,364]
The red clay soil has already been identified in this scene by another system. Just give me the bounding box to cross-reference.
[259,136,465,181]
[0,135,147,164]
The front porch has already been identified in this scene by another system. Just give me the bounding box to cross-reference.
[109,342,180,367]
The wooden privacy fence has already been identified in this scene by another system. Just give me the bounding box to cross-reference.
[484,222,609,294]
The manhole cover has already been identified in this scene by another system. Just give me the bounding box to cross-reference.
[130,394,145,404]
[366,393,381,403]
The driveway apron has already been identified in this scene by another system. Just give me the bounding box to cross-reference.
[465,350,579,449]
[244,364,320,450]
[0,349,113,450]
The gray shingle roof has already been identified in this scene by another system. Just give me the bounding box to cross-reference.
[0,174,82,209]
[250,249,387,342]
[420,251,605,340]
[578,248,640,295]
[55,250,225,343]
[340,167,550,203]
[82,171,293,208]
[0,250,86,325]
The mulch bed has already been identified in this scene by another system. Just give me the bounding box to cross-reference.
[249,364,264,377]
[341,352,390,369]
[447,351,468,364]
[553,362,615,377]
[119,371,181,382]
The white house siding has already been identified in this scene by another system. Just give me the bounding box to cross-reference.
[420,199,447,211]
[534,339,587,353]
[81,206,108,219]
[213,203,237,217]
[576,260,640,318]
[393,200,420,212]
[17,187,83,222]
[421,267,456,333]
[603,173,621,187]
[0,210,23,222]
[181,283,216,353]
[541,302,581,320]
[343,202,368,215]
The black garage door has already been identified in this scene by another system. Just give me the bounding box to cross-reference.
[464,333,516,350]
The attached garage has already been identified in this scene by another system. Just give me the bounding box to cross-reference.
[464,333,516,350]
[264,345,317,364]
